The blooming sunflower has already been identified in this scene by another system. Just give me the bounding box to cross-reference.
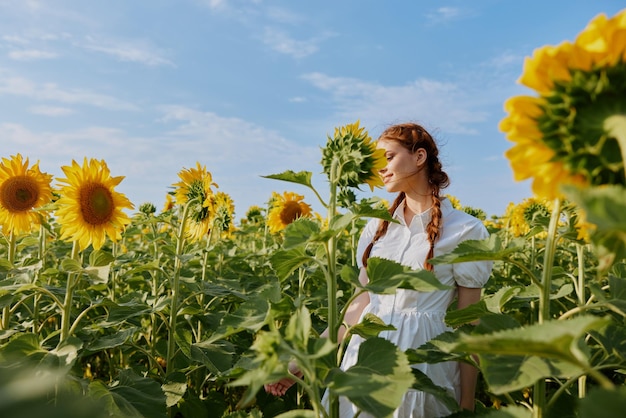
[0,154,54,235]
[500,9,626,199]
[267,191,312,234]
[321,120,386,191]
[55,158,134,251]
[172,162,217,242]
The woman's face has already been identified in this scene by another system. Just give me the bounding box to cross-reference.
[377,139,425,193]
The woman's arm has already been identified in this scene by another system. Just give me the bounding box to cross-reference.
[456,286,482,411]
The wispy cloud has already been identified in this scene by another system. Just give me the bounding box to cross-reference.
[426,7,474,25]
[81,36,174,67]
[260,27,330,59]
[0,75,138,111]
[302,72,488,135]
[29,105,74,116]
[8,49,58,61]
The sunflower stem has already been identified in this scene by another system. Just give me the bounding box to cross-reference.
[325,158,340,418]
[1,232,17,330]
[604,114,626,180]
[60,241,80,342]
[533,198,561,418]
[166,201,191,380]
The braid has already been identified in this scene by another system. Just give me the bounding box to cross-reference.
[362,192,405,267]
[424,190,442,271]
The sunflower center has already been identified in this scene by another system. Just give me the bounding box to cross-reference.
[0,175,40,212]
[279,201,304,225]
[79,183,115,225]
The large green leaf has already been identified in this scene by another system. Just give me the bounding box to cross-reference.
[429,235,524,264]
[349,313,396,339]
[365,257,452,294]
[478,354,582,394]
[282,218,321,249]
[579,386,626,418]
[563,184,626,269]
[449,315,610,362]
[89,369,167,418]
[410,368,460,413]
[329,337,414,417]
[271,248,313,280]
[206,297,269,343]
[262,170,314,189]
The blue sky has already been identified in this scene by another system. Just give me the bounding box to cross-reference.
[1,0,624,219]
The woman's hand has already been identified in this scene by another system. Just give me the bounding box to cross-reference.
[264,362,303,396]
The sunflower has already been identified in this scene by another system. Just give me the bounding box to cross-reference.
[500,9,626,199]
[213,191,236,238]
[444,194,462,210]
[267,191,312,234]
[55,158,134,251]
[172,162,217,242]
[162,193,175,213]
[503,197,553,238]
[0,154,53,235]
[321,120,386,191]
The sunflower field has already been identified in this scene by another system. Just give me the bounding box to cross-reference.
[2,8,626,418]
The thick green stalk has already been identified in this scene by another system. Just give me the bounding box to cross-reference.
[326,158,340,418]
[576,243,587,399]
[1,232,17,330]
[533,198,561,418]
[166,202,191,376]
[60,242,80,342]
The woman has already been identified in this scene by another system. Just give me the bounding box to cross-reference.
[266,122,493,417]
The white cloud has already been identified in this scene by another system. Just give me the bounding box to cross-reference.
[8,49,58,61]
[81,36,174,67]
[260,27,323,59]
[426,7,474,25]
[29,105,74,116]
[0,75,138,111]
[302,72,488,135]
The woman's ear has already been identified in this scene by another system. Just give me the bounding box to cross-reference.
[416,148,428,166]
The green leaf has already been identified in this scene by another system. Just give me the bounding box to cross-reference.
[162,372,187,408]
[448,315,611,369]
[329,337,414,417]
[478,354,582,394]
[563,184,626,270]
[191,340,235,374]
[429,235,524,264]
[410,368,460,413]
[273,410,318,418]
[87,328,138,351]
[285,306,311,348]
[60,258,82,272]
[579,386,626,418]
[89,369,167,418]
[270,248,313,280]
[262,170,313,189]
[206,297,269,343]
[283,218,321,249]
[89,249,115,267]
[365,257,452,294]
[349,313,396,339]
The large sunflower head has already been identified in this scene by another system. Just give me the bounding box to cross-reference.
[0,154,54,235]
[321,120,386,191]
[55,158,134,251]
[172,162,218,242]
[267,191,312,234]
[501,9,626,199]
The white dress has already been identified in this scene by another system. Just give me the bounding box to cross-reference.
[334,198,492,418]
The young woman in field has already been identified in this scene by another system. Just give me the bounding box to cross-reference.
[266,122,493,417]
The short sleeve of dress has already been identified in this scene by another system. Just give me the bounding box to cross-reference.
[355,219,379,269]
[452,220,493,288]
